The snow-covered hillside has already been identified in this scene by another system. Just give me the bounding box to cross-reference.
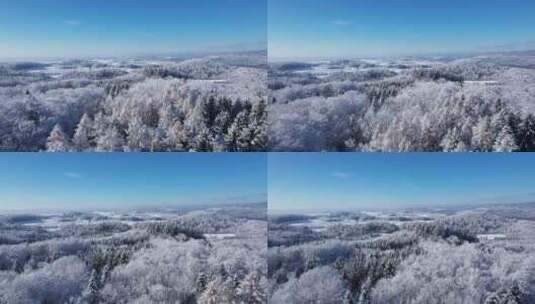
[268,202,535,303]
[269,52,535,152]
[0,203,267,303]
[0,52,267,152]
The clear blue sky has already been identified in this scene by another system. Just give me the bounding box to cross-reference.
[0,0,266,59]
[269,0,535,59]
[268,153,535,211]
[0,153,266,212]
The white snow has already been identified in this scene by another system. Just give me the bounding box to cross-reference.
[477,234,507,241]
[204,233,236,239]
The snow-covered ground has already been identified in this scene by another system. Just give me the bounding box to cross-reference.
[477,233,507,241]
[204,233,236,239]
[286,210,437,232]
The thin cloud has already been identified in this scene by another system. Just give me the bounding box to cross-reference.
[332,20,352,26]
[332,171,351,179]
[64,172,82,179]
[64,20,81,26]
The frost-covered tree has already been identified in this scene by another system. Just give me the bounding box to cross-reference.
[96,126,125,152]
[0,256,88,304]
[473,117,495,152]
[494,125,518,152]
[72,113,94,151]
[126,116,151,151]
[485,284,527,304]
[46,124,69,152]
[225,111,248,151]
[198,278,229,304]
[82,269,101,304]
[247,100,268,151]
[194,126,214,152]
[271,266,346,304]
[237,271,267,304]
[441,127,466,152]
[517,114,535,151]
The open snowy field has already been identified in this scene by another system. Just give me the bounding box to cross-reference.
[268,202,535,303]
[0,203,267,303]
[0,51,267,152]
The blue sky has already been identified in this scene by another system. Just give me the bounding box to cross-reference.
[0,153,266,212]
[269,0,535,59]
[0,0,266,59]
[268,153,535,211]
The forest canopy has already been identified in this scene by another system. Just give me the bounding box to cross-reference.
[0,52,267,152]
[268,53,535,152]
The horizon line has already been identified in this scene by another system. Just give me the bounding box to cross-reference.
[0,46,268,62]
[268,199,535,214]
[267,48,535,62]
[0,200,268,214]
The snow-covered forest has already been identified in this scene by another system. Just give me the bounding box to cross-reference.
[0,51,267,152]
[268,203,535,303]
[5,50,535,152]
[268,51,535,151]
[0,203,267,303]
